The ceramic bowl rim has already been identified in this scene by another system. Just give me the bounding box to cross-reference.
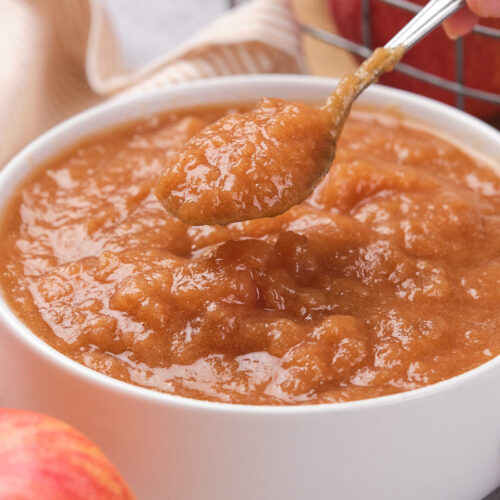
[0,74,499,415]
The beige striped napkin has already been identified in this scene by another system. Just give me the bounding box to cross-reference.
[0,0,306,167]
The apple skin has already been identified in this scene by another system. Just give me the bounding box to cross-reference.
[328,0,500,119]
[0,409,134,500]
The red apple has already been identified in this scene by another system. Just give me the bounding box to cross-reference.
[328,0,500,119]
[0,409,134,499]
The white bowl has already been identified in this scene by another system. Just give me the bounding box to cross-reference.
[0,75,499,500]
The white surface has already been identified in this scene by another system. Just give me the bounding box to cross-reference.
[102,0,229,69]
[0,76,499,500]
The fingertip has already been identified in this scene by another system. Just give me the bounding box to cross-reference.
[443,7,479,39]
[443,19,459,39]
[467,0,500,17]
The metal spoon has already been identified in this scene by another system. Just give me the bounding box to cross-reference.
[155,0,467,226]
[322,0,466,145]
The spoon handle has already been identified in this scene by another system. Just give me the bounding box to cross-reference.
[385,0,466,51]
[323,0,467,142]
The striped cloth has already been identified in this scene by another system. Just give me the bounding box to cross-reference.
[0,0,306,167]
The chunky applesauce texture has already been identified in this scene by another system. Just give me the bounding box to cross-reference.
[1,103,499,405]
[154,98,334,225]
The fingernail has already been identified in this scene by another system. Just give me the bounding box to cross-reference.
[443,24,459,39]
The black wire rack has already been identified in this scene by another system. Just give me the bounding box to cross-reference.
[229,0,500,112]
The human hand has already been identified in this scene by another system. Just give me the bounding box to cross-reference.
[443,0,500,38]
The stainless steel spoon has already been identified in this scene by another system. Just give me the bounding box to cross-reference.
[322,0,466,145]
[155,0,468,226]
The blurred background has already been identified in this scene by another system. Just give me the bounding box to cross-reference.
[103,0,500,121]
[99,0,358,77]
[1,0,499,167]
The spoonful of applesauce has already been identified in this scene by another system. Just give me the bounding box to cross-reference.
[155,0,465,226]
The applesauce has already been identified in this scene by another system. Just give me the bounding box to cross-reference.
[1,104,499,405]
[155,98,334,225]
[154,48,403,227]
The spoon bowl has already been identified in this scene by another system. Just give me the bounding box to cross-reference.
[155,0,465,226]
